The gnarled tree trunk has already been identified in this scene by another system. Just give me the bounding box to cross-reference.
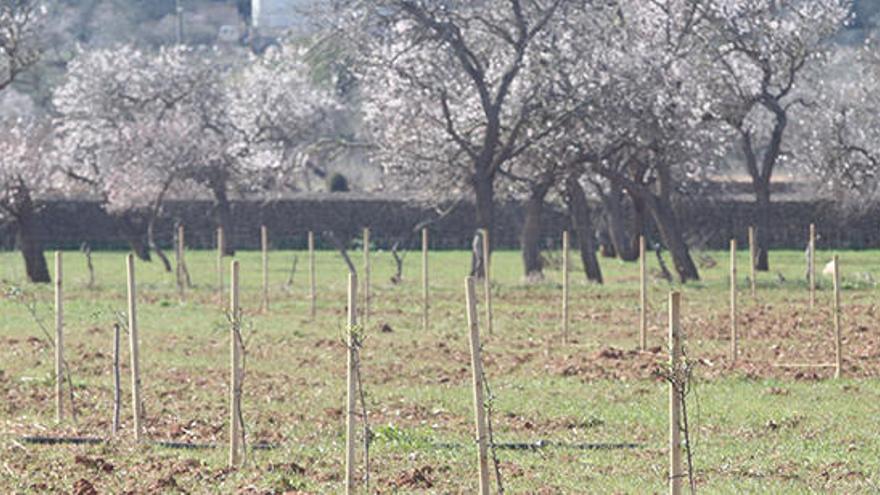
[602,165,699,283]
[117,214,150,262]
[565,176,602,284]
[147,218,172,273]
[740,100,787,272]
[599,228,616,258]
[520,181,551,280]
[209,177,235,256]
[599,182,636,261]
[629,194,647,258]
[754,179,771,271]
[470,173,494,278]
[13,186,50,283]
[643,194,700,283]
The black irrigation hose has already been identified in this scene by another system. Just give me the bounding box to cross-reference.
[20,436,103,446]
[18,436,636,453]
[17,436,277,451]
[432,441,641,451]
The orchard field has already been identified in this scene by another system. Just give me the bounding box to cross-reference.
[1,247,879,493]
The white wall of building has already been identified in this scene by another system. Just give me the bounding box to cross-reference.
[252,0,319,31]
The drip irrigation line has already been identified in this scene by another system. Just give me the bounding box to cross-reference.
[18,436,277,451]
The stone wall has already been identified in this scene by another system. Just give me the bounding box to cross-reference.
[0,194,875,252]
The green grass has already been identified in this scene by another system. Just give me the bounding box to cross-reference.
[0,247,878,493]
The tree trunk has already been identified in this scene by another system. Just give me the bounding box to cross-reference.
[629,194,647,259]
[209,179,235,256]
[147,218,172,273]
[644,195,700,283]
[600,183,636,261]
[520,183,550,280]
[470,174,494,278]
[565,176,603,284]
[117,215,150,261]
[14,187,50,283]
[754,179,771,271]
[740,101,786,272]
[599,229,616,258]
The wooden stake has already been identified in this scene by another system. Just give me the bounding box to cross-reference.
[363,227,370,327]
[112,323,121,436]
[464,277,491,495]
[639,235,647,351]
[562,231,570,344]
[730,239,738,363]
[54,251,63,423]
[748,226,756,298]
[229,260,242,467]
[345,273,358,494]
[309,231,316,319]
[422,228,429,332]
[261,225,269,312]
[833,255,842,379]
[668,291,682,495]
[176,224,185,301]
[125,254,143,442]
[217,227,225,307]
[481,229,494,335]
[809,224,816,309]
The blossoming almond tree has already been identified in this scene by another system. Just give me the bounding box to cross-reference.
[342,0,571,277]
[703,0,851,270]
[54,45,218,265]
[57,42,350,258]
[0,0,43,91]
[539,0,726,282]
[228,43,342,194]
[0,119,57,282]
[799,41,880,204]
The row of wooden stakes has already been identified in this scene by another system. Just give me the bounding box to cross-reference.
[45,222,842,493]
[183,226,440,329]
[633,224,843,378]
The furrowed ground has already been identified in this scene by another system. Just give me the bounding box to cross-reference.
[0,247,879,493]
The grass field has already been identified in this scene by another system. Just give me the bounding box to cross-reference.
[0,246,879,493]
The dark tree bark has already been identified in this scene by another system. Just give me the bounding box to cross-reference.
[117,215,150,262]
[598,165,699,282]
[147,219,172,273]
[648,163,700,283]
[12,185,50,283]
[753,178,771,271]
[209,176,235,256]
[629,193,647,258]
[565,176,603,284]
[738,95,788,272]
[599,228,617,258]
[520,181,551,279]
[470,173,494,278]
[598,182,636,261]
[145,180,174,273]
[643,194,700,283]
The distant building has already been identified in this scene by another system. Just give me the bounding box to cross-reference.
[251,0,318,32]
